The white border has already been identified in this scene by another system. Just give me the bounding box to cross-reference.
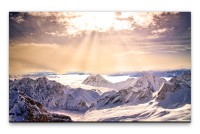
[1,0,199,134]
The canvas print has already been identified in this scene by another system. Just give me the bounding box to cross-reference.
[9,12,191,122]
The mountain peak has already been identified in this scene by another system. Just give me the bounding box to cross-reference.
[134,73,166,92]
[36,76,48,81]
[88,74,104,79]
[142,73,156,79]
[170,73,191,83]
[82,74,112,87]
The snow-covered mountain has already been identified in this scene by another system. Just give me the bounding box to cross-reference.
[82,74,135,91]
[9,72,57,80]
[109,69,191,77]
[48,88,100,111]
[156,73,191,109]
[93,89,152,110]
[10,77,67,106]
[9,77,100,112]
[82,74,165,92]
[82,73,191,122]
[91,74,166,109]
[9,88,72,122]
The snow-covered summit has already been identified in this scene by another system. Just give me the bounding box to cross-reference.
[132,74,166,92]
[82,74,112,87]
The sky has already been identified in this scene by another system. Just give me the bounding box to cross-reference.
[9,12,191,74]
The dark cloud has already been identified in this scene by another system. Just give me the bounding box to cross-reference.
[9,12,191,47]
[132,12,191,48]
[151,12,191,36]
[9,12,72,45]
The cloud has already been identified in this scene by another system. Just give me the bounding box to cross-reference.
[10,16,24,24]
[155,50,178,53]
[152,28,168,34]
[9,12,72,45]
[147,35,160,39]
[115,50,150,56]
[151,12,190,35]
[9,12,189,45]
[45,31,68,37]
[148,28,174,40]
[115,12,165,27]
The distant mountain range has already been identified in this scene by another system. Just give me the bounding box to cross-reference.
[63,72,88,75]
[10,69,191,78]
[108,69,191,77]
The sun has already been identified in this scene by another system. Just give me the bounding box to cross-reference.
[64,12,133,36]
[61,12,165,36]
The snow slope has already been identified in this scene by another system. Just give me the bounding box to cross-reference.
[82,102,191,122]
